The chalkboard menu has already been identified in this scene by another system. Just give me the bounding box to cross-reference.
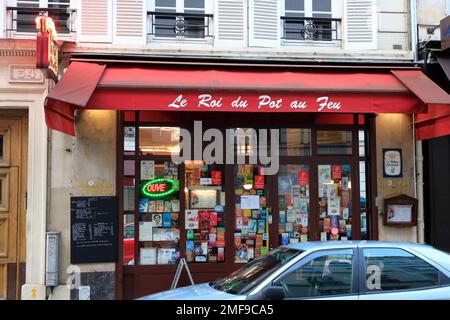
[71,196,118,263]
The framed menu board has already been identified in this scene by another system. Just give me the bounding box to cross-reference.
[383,194,417,227]
[71,196,118,263]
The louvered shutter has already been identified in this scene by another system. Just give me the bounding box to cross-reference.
[113,0,146,45]
[344,0,377,50]
[214,0,246,48]
[248,0,280,47]
[78,0,113,42]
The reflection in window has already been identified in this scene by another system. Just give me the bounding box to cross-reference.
[359,130,366,157]
[317,131,352,155]
[139,127,180,156]
[280,128,311,156]
[364,248,440,291]
[278,251,353,298]
[123,215,135,265]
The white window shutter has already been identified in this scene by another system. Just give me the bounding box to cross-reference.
[78,0,113,43]
[344,0,377,50]
[214,0,246,48]
[113,0,146,45]
[248,0,280,48]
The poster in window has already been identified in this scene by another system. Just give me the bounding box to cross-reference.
[190,189,218,209]
[383,149,403,178]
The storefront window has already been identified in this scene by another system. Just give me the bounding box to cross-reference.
[360,161,368,240]
[184,161,226,263]
[139,127,180,156]
[318,164,352,241]
[278,165,310,244]
[280,128,311,156]
[317,130,352,155]
[124,160,135,211]
[138,160,181,265]
[234,164,269,263]
[124,126,136,155]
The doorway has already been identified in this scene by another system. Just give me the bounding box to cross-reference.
[0,110,28,300]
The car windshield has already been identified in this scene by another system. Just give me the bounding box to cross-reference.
[210,247,302,295]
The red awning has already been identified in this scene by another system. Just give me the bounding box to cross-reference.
[44,62,449,138]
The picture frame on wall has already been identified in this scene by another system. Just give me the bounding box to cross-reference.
[383,194,418,227]
[383,148,403,178]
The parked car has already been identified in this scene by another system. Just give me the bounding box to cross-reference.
[137,241,450,300]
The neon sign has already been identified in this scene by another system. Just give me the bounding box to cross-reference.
[141,178,176,198]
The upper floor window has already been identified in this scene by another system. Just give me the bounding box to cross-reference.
[282,0,339,42]
[148,0,211,39]
[9,0,73,35]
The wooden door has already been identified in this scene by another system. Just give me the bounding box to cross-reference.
[0,112,27,300]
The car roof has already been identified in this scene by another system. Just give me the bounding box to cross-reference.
[284,241,434,252]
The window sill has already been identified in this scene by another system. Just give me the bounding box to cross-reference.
[147,35,213,46]
[282,39,342,48]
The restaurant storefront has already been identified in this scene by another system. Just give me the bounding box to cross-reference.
[43,60,450,299]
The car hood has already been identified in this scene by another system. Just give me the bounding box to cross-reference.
[136,283,246,300]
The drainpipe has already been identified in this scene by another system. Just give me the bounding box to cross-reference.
[415,134,425,244]
[410,0,418,62]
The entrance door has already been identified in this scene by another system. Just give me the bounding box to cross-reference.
[0,112,27,300]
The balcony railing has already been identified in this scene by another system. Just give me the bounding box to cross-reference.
[147,11,213,40]
[5,6,76,37]
[281,16,341,42]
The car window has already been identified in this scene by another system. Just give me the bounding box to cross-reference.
[276,250,353,298]
[364,248,440,292]
[211,247,301,295]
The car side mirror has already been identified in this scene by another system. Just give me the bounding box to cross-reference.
[262,286,285,300]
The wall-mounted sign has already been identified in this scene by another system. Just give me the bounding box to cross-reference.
[383,148,403,178]
[35,15,58,79]
[383,194,417,227]
[141,178,177,198]
[441,15,450,50]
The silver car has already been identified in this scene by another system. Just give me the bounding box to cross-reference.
[137,241,450,300]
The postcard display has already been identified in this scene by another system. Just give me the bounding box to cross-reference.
[278,165,310,245]
[318,164,352,241]
[234,165,269,263]
[185,163,226,263]
[139,161,181,265]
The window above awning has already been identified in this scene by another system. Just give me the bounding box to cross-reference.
[44,61,450,139]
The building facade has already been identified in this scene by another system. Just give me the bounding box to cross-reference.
[0,0,448,300]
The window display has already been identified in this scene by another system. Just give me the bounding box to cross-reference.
[139,161,181,265]
[184,161,226,263]
[278,165,310,244]
[234,165,269,263]
[318,164,352,241]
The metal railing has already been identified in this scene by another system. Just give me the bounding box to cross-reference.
[147,11,213,39]
[281,16,341,42]
[5,6,76,37]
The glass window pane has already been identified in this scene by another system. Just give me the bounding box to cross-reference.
[278,165,310,244]
[156,0,176,7]
[234,165,269,263]
[124,160,135,211]
[280,128,311,156]
[139,127,180,156]
[318,164,352,241]
[185,0,204,8]
[123,215,135,265]
[139,161,180,265]
[278,251,353,298]
[359,130,366,157]
[317,131,353,155]
[124,126,136,155]
[313,0,331,12]
[364,248,440,292]
[154,16,176,37]
[285,0,305,11]
[184,161,226,263]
